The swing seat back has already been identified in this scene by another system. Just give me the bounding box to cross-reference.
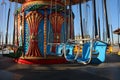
[47,44,63,56]
[64,44,75,61]
[77,42,91,63]
[57,44,75,61]
[91,41,107,64]
[56,44,64,56]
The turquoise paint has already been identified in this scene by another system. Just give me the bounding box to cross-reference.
[77,42,91,62]
[24,19,30,54]
[91,41,107,64]
[38,19,44,55]
[57,40,107,64]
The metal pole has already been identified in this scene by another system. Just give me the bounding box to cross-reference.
[111,25,114,44]
[103,0,110,43]
[98,17,101,40]
[118,0,120,48]
[92,0,98,38]
[97,0,101,40]
[13,15,16,45]
[5,5,10,45]
[79,3,84,39]
[69,0,72,39]
[64,0,67,42]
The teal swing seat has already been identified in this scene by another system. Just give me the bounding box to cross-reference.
[57,44,75,61]
[91,41,107,64]
[77,41,107,64]
[76,42,91,64]
[57,42,91,63]
[64,45,75,61]
[56,44,64,56]
[57,40,107,64]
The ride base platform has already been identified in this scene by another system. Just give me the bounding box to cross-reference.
[14,56,67,64]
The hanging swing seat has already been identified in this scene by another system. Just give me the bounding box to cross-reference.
[56,39,92,63]
[47,43,62,56]
[76,42,91,64]
[56,44,64,56]
[77,41,107,64]
[57,39,108,64]
[62,39,92,63]
[90,41,107,64]
[57,44,75,61]
[63,44,75,61]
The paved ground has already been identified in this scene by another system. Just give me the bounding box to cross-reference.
[0,54,120,80]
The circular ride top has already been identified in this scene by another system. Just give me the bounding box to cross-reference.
[9,0,88,5]
[10,0,89,12]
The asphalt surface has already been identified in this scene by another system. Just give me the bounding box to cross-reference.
[0,54,120,80]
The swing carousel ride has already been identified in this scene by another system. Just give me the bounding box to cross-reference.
[1,0,108,64]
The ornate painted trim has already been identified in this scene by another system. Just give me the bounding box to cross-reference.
[43,10,47,58]
[22,11,25,46]
[22,0,64,11]
[49,12,64,43]
[25,11,43,57]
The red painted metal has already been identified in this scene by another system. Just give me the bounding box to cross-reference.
[49,12,64,43]
[25,11,43,57]
[49,12,64,53]
[14,58,67,64]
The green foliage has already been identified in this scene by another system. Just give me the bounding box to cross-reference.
[3,46,23,58]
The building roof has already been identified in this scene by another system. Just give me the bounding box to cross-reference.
[113,28,120,35]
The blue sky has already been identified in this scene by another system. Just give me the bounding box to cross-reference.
[0,0,21,43]
[73,0,120,43]
[0,0,120,43]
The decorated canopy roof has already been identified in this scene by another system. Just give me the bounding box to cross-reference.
[9,0,88,5]
[10,0,89,12]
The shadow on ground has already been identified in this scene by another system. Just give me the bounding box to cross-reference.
[0,54,120,80]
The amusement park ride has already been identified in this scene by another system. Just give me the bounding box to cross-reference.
[1,0,108,64]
